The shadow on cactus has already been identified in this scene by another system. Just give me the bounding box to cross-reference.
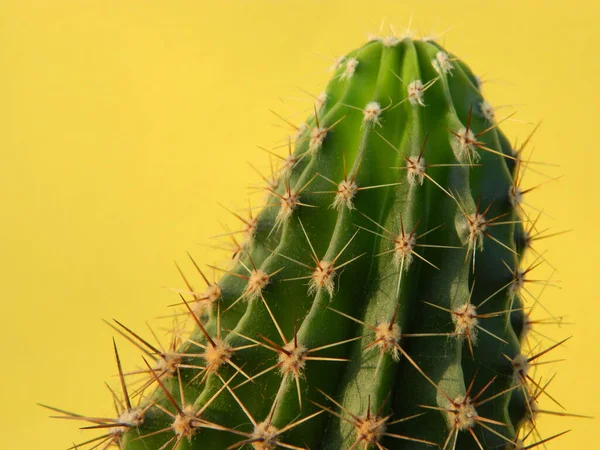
[41,34,584,450]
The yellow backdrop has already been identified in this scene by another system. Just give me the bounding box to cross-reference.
[1,1,597,449]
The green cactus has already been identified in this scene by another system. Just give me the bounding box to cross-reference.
[42,35,570,450]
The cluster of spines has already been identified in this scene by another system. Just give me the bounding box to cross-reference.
[41,33,585,450]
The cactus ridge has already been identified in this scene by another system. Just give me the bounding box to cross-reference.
[43,35,577,450]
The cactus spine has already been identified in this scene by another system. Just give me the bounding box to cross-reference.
[44,35,571,450]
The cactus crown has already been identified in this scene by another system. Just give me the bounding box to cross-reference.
[42,34,576,450]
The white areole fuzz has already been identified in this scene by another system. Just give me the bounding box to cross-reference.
[309,260,336,297]
[278,340,308,377]
[480,100,495,123]
[373,320,402,360]
[450,396,478,431]
[393,232,417,268]
[276,189,300,223]
[511,353,530,383]
[454,126,480,163]
[110,408,144,436]
[508,184,524,207]
[382,35,399,47]
[245,269,270,299]
[341,57,359,80]
[202,338,233,373]
[333,179,358,210]
[363,101,382,126]
[452,302,479,342]
[172,405,198,439]
[407,80,425,106]
[309,126,328,154]
[251,421,279,450]
[406,156,427,185]
[316,92,327,110]
[466,211,487,251]
[433,51,454,75]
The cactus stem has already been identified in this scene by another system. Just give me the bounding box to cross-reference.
[179,299,256,384]
[300,106,345,154]
[340,97,394,127]
[479,101,495,124]
[404,155,428,186]
[281,139,308,179]
[503,253,556,301]
[432,51,455,76]
[362,101,383,126]
[411,76,440,106]
[210,252,284,311]
[450,106,517,165]
[135,365,239,449]
[454,194,517,271]
[407,80,425,106]
[313,390,438,449]
[45,36,575,450]
[141,364,197,447]
[423,375,518,450]
[231,296,358,406]
[280,218,364,297]
[506,340,587,423]
[379,133,464,199]
[326,304,452,383]
[265,173,319,235]
[364,304,403,361]
[422,298,511,357]
[339,57,359,81]
[357,211,460,274]
[315,171,401,211]
[387,73,440,112]
[222,384,325,450]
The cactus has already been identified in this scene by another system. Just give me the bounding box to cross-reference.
[42,35,573,450]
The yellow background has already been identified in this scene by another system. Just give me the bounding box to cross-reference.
[1,1,597,448]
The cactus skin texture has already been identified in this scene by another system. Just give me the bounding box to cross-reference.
[47,36,564,450]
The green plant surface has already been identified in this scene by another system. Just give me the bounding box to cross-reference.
[42,35,572,450]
